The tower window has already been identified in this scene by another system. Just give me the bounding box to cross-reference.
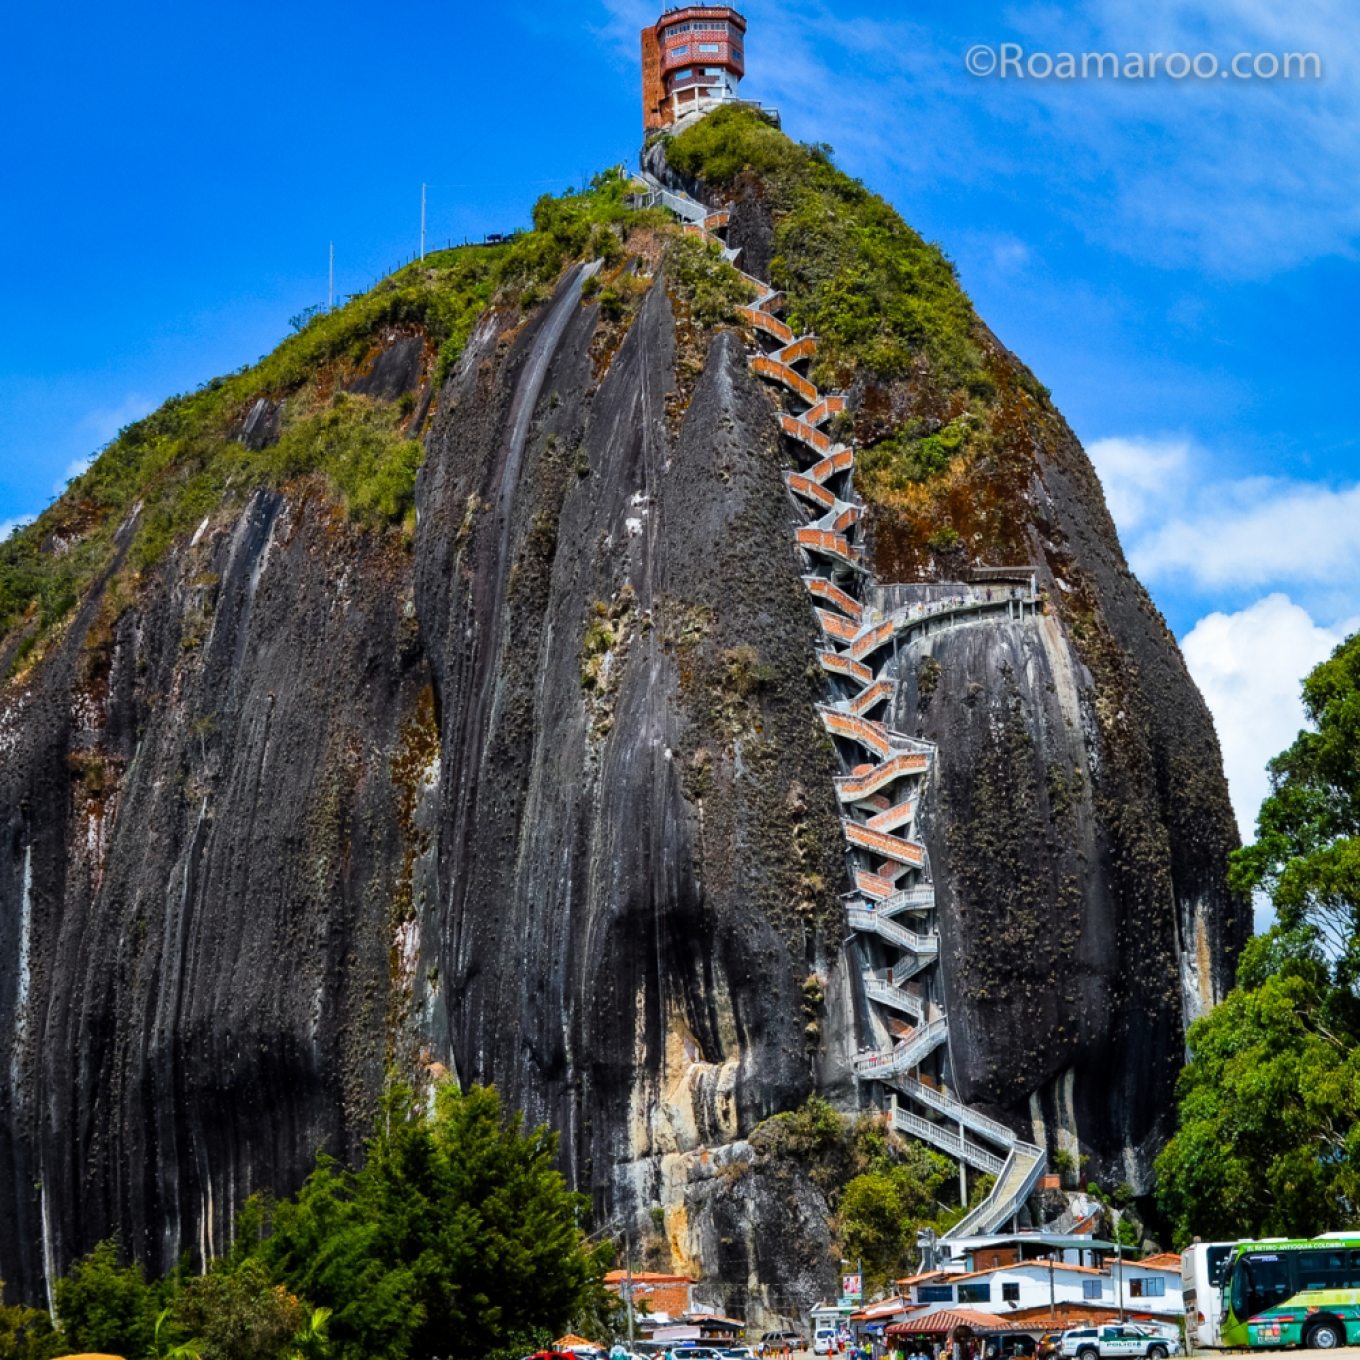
[671,44,689,57]
[698,42,721,53]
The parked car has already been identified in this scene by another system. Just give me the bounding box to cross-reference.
[722,1349,758,1359]
[1035,1332,1065,1360]
[1059,1326,1174,1360]
[760,1333,807,1351]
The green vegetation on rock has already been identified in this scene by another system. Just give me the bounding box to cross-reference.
[0,167,665,664]
[749,1096,953,1290]
[664,105,1058,579]
[666,105,986,393]
[1156,630,1360,1244]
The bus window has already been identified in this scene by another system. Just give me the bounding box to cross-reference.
[1233,1256,1292,1318]
[1207,1245,1233,1285]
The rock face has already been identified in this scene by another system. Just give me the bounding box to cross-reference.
[0,144,1245,1310]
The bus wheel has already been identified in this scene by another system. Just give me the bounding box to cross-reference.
[1304,1320,1343,1349]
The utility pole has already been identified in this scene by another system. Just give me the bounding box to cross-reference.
[625,1233,636,1348]
[421,183,427,262]
[1117,1235,1125,1322]
[328,241,334,312]
[1048,1256,1056,1325]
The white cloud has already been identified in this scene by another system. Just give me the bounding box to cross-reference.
[1131,478,1360,592]
[1181,593,1357,840]
[79,393,153,447]
[56,455,95,493]
[1,516,35,543]
[1088,434,1192,531]
[1090,433,1360,625]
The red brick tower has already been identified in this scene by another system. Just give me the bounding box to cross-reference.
[641,6,747,131]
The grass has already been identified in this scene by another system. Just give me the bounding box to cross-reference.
[0,167,667,657]
[666,105,988,395]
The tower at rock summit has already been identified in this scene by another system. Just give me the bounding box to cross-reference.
[0,0,1246,1319]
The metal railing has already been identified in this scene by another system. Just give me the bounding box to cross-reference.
[853,1018,948,1077]
[846,906,939,956]
[863,972,925,1019]
[892,1076,1017,1148]
[941,1142,1047,1241]
[892,1109,1007,1176]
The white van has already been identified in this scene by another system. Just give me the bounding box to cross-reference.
[813,1330,837,1356]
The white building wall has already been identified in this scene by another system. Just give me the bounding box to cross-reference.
[912,1266,1183,1320]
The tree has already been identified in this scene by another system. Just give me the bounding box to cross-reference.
[1156,932,1360,1243]
[53,1238,159,1359]
[0,1281,60,1360]
[1230,630,1360,983]
[1157,631,1360,1244]
[170,1259,308,1360]
[835,1143,951,1288]
[254,1082,602,1360]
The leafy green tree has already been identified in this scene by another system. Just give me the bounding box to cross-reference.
[53,1238,159,1358]
[0,1280,60,1360]
[1157,630,1360,1244]
[254,1082,601,1360]
[170,1259,307,1360]
[1231,630,1360,983]
[836,1143,951,1288]
[1155,933,1360,1244]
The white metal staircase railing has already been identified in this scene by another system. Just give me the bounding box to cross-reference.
[941,1140,1047,1241]
[892,1108,1007,1176]
[862,971,924,1019]
[846,906,939,956]
[852,1018,948,1078]
[891,1077,1018,1148]
[637,167,1047,1236]
[870,884,935,917]
[637,172,710,225]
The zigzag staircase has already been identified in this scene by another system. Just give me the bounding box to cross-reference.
[636,168,1045,1242]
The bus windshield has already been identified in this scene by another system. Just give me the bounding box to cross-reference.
[1231,1255,1292,1320]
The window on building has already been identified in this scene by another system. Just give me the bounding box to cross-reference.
[1082,1280,1103,1300]
[1129,1277,1166,1298]
[919,1286,954,1303]
[958,1284,992,1304]
[672,68,692,81]
[731,45,743,62]
[698,42,721,52]
[1002,1283,1020,1303]
[671,45,689,58]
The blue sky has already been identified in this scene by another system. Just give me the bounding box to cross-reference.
[2,0,1356,843]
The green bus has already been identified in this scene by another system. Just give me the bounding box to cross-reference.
[1220,1235,1360,1349]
